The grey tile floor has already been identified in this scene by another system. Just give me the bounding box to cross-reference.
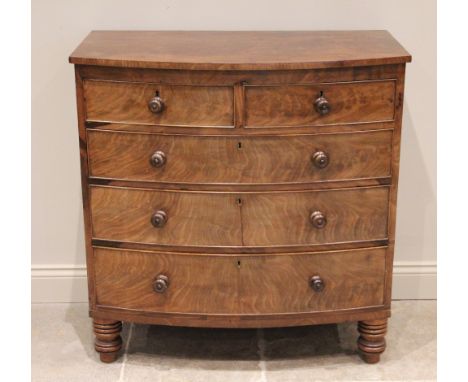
[32,301,436,381]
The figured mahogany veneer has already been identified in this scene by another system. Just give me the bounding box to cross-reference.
[94,247,386,314]
[84,81,234,127]
[90,186,389,247]
[244,80,396,127]
[87,129,393,185]
[70,31,410,364]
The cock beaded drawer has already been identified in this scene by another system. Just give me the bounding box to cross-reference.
[69,31,411,364]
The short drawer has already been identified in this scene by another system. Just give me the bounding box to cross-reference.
[87,130,393,184]
[245,80,395,127]
[90,186,242,246]
[241,187,389,247]
[94,247,386,314]
[84,80,234,127]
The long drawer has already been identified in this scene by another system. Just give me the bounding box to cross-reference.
[245,80,396,127]
[84,80,234,127]
[94,247,386,314]
[90,186,388,247]
[87,130,393,184]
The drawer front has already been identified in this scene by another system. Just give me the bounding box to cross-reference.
[94,247,386,314]
[238,248,386,313]
[245,80,395,127]
[90,187,242,246]
[94,249,239,314]
[84,80,234,127]
[241,187,389,246]
[87,130,393,184]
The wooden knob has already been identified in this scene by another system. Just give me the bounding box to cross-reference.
[314,94,330,115]
[310,211,327,229]
[310,275,325,292]
[312,151,329,169]
[153,274,169,293]
[150,151,166,167]
[151,210,167,228]
[148,95,165,114]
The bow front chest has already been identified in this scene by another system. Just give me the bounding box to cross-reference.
[69,31,411,364]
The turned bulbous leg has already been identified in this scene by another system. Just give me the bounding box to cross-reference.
[93,319,123,363]
[357,319,388,364]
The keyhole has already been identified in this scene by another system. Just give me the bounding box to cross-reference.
[319,90,324,97]
[237,142,242,150]
[236,198,242,206]
[237,260,241,268]
[155,90,160,97]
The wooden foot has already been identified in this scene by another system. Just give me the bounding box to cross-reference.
[357,319,387,364]
[93,319,123,363]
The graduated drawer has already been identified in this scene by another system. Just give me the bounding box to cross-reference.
[245,80,395,127]
[83,80,234,127]
[88,130,393,184]
[94,247,386,314]
[90,186,388,247]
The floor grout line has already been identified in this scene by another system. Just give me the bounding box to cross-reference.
[117,322,134,382]
[257,328,268,382]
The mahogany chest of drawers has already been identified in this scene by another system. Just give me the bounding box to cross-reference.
[69,31,411,364]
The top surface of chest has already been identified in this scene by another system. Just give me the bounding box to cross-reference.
[69,30,411,70]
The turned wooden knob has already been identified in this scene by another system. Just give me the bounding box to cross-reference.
[310,275,325,292]
[310,211,327,229]
[153,274,169,293]
[148,95,165,114]
[150,150,166,167]
[312,151,329,169]
[314,94,330,115]
[151,210,167,228]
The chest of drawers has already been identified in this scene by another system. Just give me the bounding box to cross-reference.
[69,31,411,364]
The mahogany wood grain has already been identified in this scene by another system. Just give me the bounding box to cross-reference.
[73,68,97,309]
[69,31,411,70]
[92,304,390,329]
[237,249,386,314]
[95,249,239,314]
[93,319,122,363]
[89,177,392,193]
[84,80,234,127]
[78,64,400,86]
[90,186,242,246]
[87,121,396,136]
[94,247,385,315]
[241,187,389,246]
[245,80,395,127]
[383,64,407,305]
[70,31,410,364]
[91,239,389,255]
[90,186,388,248]
[357,319,388,363]
[87,129,393,185]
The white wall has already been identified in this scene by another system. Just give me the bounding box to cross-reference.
[32,0,436,301]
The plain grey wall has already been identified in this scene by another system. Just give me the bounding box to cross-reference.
[32,1,436,276]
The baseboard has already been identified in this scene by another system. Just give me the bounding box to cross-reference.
[32,265,89,303]
[31,261,436,303]
[391,261,437,300]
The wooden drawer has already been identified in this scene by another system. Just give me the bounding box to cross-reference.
[244,80,395,127]
[90,186,388,248]
[84,80,234,127]
[94,247,386,314]
[241,187,389,247]
[88,130,393,184]
[90,187,242,246]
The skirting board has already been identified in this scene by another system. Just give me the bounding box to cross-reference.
[31,261,436,303]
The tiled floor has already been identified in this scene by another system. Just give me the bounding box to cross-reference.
[32,301,436,381]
